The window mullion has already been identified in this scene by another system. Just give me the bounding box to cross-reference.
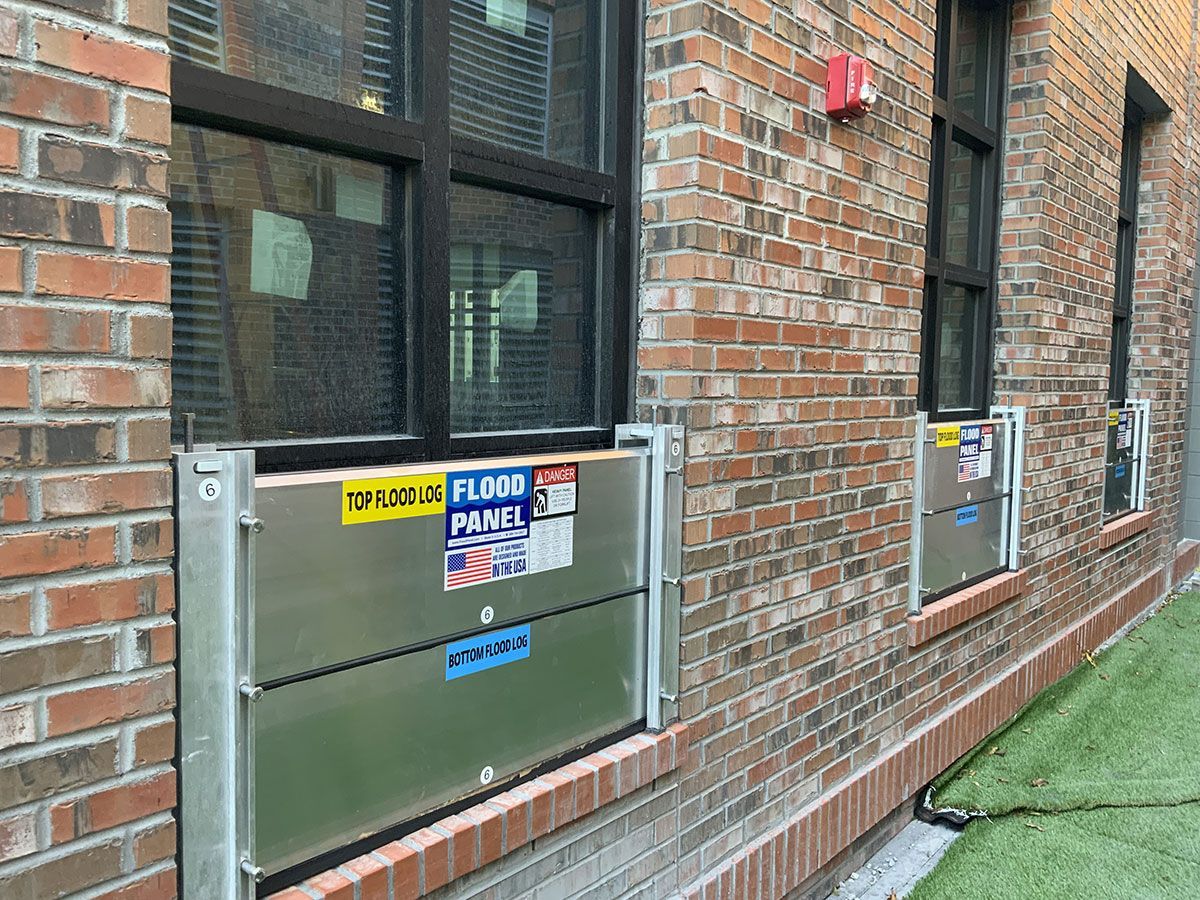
[421,2,453,461]
[610,0,639,429]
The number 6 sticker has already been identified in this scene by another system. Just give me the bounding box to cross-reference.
[198,477,221,502]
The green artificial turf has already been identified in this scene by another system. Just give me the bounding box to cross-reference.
[909,803,1200,900]
[932,590,1200,815]
[912,591,1200,899]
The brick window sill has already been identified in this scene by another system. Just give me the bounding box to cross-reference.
[907,570,1026,647]
[1099,509,1154,550]
[269,724,689,900]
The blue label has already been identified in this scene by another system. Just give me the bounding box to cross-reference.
[955,505,979,527]
[445,625,531,680]
[446,467,532,550]
[1116,463,1127,478]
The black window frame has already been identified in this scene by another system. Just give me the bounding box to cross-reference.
[919,0,1010,422]
[169,0,638,473]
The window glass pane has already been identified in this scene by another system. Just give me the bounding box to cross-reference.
[1109,315,1129,403]
[168,0,416,116]
[169,124,407,444]
[944,139,985,268]
[449,0,613,169]
[953,0,992,125]
[449,183,600,432]
[937,285,981,412]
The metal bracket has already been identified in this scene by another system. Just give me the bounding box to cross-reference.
[1130,398,1152,511]
[907,412,928,616]
[991,404,1028,572]
[176,449,257,900]
[629,422,684,732]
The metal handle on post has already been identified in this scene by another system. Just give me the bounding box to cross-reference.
[240,859,265,883]
[239,681,263,702]
[240,514,265,534]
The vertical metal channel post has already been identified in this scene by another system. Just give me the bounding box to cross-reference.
[616,423,684,730]
[175,450,257,900]
[908,412,928,615]
[991,405,1027,571]
[1131,398,1152,510]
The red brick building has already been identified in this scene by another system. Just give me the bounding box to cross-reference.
[1,0,1198,896]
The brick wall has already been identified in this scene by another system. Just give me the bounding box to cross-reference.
[636,0,1200,894]
[0,0,174,895]
[4,0,1200,896]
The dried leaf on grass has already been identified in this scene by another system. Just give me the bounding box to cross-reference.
[1030,778,1049,787]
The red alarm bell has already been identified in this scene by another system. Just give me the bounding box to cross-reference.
[826,53,878,122]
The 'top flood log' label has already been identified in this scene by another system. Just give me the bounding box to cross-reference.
[342,473,446,524]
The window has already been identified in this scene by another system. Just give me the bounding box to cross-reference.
[168,0,635,471]
[1108,102,1142,404]
[920,0,1009,420]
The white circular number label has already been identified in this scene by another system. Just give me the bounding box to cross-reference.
[198,478,222,502]
[672,440,681,456]
[480,605,495,624]
[479,765,494,785]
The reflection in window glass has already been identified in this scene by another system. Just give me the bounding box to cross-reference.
[169,124,406,444]
[168,0,415,115]
[953,0,992,125]
[944,140,983,268]
[449,0,613,169]
[449,183,598,432]
[937,285,979,412]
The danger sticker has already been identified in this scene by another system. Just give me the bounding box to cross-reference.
[936,426,960,448]
[342,473,445,525]
[532,463,578,519]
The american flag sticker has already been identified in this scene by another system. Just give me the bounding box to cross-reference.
[445,546,494,590]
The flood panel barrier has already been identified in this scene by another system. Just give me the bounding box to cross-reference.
[176,427,683,897]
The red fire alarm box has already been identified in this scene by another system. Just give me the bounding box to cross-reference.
[826,53,877,122]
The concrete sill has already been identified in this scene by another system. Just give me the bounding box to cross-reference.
[1099,509,1154,550]
[269,724,689,900]
[907,570,1026,647]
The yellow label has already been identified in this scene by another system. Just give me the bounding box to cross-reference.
[936,426,960,448]
[342,473,446,524]
[1108,410,1119,426]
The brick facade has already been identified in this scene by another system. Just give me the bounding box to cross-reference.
[0,0,174,895]
[3,0,1200,898]
[634,0,1200,895]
